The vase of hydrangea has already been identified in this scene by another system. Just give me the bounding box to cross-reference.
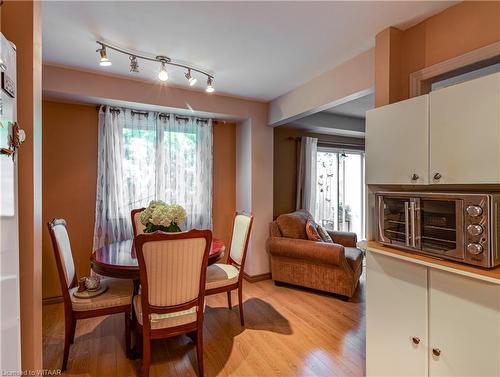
[139,200,187,233]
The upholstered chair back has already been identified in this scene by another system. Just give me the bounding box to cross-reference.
[229,213,253,266]
[48,219,76,289]
[131,208,146,236]
[136,231,212,308]
[274,209,311,239]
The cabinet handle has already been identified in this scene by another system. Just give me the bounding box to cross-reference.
[432,348,441,357]
[411,174,419,181]
[433,173,442,180]
[411,336,420,345]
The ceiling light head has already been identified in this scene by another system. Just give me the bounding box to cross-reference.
[185,69,197,86]
[129,56,139,73]
[97,46,112,67]
[206,77,214,93]
[158,60,169,81]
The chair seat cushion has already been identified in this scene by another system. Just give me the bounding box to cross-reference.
[133,295,198,330]
[206,263,239,290]
[345,247,363,272]
[69,277,133,312]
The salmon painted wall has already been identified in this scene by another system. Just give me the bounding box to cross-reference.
[43,65,273,277]
[42,100,236,299]
[375,1,500,107]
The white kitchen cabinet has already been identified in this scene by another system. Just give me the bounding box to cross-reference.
[366,247,500,377]
[366,252,428,377]
[430,72,500,184]
[366,95,429,185]
[428,269,500,377]
[366,72,500,185]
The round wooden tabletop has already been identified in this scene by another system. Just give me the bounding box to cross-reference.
[91,238,225,280]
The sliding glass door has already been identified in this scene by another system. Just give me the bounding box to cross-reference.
[316,148,365,239]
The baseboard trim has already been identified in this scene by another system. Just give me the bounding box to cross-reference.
[43,296,63,305]
[243,272,272,283]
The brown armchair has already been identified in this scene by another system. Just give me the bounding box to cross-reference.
[268,210,363,298]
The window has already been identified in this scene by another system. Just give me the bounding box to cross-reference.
[93,107,213,249]
[316,148,365,240]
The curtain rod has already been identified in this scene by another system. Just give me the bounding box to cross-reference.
[287,136,364,148]
[97,105,209,122]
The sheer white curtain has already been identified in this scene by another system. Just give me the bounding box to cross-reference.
[93,106,212,249]
[296,136,318,218]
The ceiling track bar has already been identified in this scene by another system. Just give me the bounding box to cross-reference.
[96,40,214,78]
[97,105,209,123]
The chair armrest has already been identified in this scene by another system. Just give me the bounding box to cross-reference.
[268,237,345,266]
[327,231,357,247]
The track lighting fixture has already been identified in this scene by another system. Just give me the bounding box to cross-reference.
[206,77,215,93]
[158,60,169,81]
[185,69,197,86]
[96,41,215,92]
[97,46,112,67]
[129,56,139,73]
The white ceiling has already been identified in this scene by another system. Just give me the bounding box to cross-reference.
[42,1,455,101]
[324,93,374,119]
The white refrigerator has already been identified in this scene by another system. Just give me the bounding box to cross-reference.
[0,33,21,372]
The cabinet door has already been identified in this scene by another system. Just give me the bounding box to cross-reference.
[429,269,500,377]
[430,72,500,184]
[366,252,428,377]
[366,95,429,185]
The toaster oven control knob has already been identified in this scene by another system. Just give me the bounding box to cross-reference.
[466,205,483,217]
[467,243,483,255]
[467,224,484,236]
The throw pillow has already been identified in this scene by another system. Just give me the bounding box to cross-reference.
[316,224,334,243]
[305,218,322,242]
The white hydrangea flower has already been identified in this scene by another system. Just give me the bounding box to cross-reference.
[168,204,187,225]
[140,200,167,225]
[139,201,186,231]
[150,205,171,227]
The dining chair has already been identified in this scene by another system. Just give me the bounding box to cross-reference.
[134,229,212,377]
[131,207,146,236]
[47,218,134,371]
[205,212,254,326]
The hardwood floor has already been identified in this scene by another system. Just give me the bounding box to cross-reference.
[43,273,365,376]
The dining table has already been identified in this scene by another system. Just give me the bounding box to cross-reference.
[90,238,226,281]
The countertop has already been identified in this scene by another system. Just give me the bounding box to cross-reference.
[366,241,500,285]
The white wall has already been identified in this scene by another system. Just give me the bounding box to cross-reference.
[289,112,365,138]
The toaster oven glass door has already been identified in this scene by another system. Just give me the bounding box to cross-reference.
[419,199,464,259]
[378,196,420,248]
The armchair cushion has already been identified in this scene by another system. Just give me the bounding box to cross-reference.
[305,219,322,242]
[268,237,345,266]
[316,224,334,243]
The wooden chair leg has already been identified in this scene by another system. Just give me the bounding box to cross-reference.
[142,335,151,377]
[70,318,77,344]
[62,313,74,371]
[196,329,204,377]
[125,311,131,356]
[227,291,232,309]
[238,285,245,326]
